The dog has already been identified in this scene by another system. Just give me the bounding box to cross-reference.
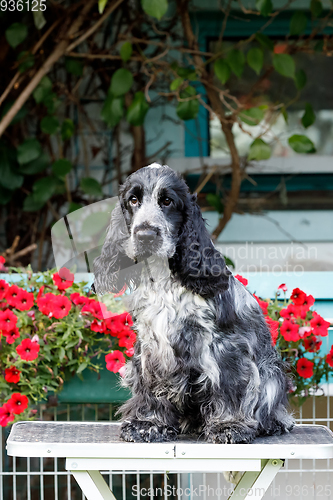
[93,163,294,444]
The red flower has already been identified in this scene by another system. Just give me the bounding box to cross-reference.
[118,328,136,349]
[105,350,125,373]
[0,280,9,300]
[125,347,135,357]
[0,309,18,331]
[253,294,269,315]
[0,403,15,427]
[278,283,287,292]
[296,358,314,378]
[0,256,6,271]
[16,338,40,361]
[53,267,74,290]
[326,352,333,368]
[37,292,55,316]
[280,303,306,320]
[9,393,29,414]
[300,294,315,310]
[104,312,133,336]
[51,295,72,319]
[3,326,20,344]
[280,319,300,342]
[265,317,279,345]
[70,293,88,306]
[310,312,330,337]
[14,289,34,311]
[5,285,22,307]
[235,274,248,286]
[5,366,21,384]
[303,336,322,353]
[90,319,106,333]
[290,288,307,306]
[82,299,107,320]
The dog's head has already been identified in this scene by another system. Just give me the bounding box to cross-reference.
[93,163,230,297]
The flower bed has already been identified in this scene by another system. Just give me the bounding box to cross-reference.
[235,275,333,404]
[0,267,133,426]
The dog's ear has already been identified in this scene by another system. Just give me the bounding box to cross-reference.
[93,201,137,294]
[170,194,231,297]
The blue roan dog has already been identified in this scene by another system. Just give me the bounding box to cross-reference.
[93,163,294,444]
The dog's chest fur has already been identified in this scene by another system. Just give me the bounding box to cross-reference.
[128,269,221,404]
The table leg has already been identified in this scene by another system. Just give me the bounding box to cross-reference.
[228,459,284,500]
[71,470,117,500]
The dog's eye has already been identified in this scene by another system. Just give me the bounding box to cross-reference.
[129,196,138,206]
[161,197,172,206]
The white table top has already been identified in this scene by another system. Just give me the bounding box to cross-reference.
[6,422,333,461]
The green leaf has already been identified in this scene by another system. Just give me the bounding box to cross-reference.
[281,106,288,123]
[61,119,75,140]
[288,134,316,153]
[76,362,88,374]
[255,33,274,51]
[18,153,49,175]
[23,176,60,211]
[32,176,60,203]
[0,144,24,190]
[23,194,45,212]
[110,69,133,97]
[101,95,124,127]
[273,53,295,78]
[52,159,73,177]
[255,0,272,16]
[295,69,307,90]
[170,78,184,91]
[33,76,52,104]
[214,59,231,84]
[141,0,168,19]
[65,58,84,77]
[206,194,224,214]
[239,107,265,126]
[301,103,316,128]
[68,202,83,214]
[289,11,307,36]
[248,138,271,161]
[311,0,323,18]
[43,93,60,114]
[176,67,196,80]
[40,116,59,135]
[224,256,235,269]
[98,0,109,13]
[247,48,264,75]
[17,139,42,165]
[33,10,46,30]
[120,42,132,62]
[80,177,103,197]
[176,86,199,121]
[5,23,28,48]
[226,49,245,78]
[17,51,34,73]
[126,91,149,126]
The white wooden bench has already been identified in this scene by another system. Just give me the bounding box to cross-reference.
[6,422,333,500]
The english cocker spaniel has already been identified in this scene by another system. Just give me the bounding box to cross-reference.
[93,163,294,444]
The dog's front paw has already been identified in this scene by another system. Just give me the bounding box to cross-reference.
[120,420,178,443]
[205,424,257,444]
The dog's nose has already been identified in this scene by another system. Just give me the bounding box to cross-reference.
[136,229,157,244]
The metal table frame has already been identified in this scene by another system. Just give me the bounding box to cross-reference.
[6,422,333,500]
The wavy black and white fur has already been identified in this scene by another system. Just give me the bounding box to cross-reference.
[93,163,294,444]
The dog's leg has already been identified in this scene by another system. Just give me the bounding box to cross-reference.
[119,393,180,443]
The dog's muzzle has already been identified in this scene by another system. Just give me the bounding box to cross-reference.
[133,225,161,257]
